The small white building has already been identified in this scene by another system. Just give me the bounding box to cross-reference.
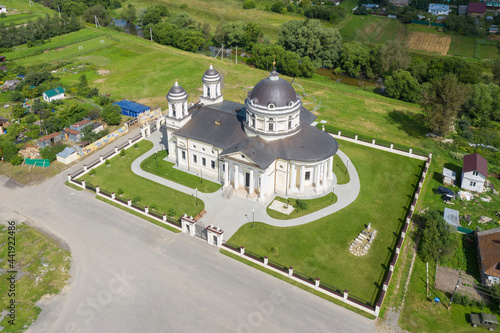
[0,5,7,14]
[428,4,450,15]
[461,153,488,192]
[56,147,77,164]
[43,87,65,102]
[442,167,456,186]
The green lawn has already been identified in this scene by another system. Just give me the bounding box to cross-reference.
[78,140,204,220]
[140,150,221,193]
[0,0,56,26]
[333,154,350,185]
[0,222,71,332]
[448,36,476,58]
[229,139,423,304]
[267,194,337,220]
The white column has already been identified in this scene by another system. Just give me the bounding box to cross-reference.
[322,161,327,184]
[299,165,305,192]
[315,164,321,190]
[234,164,239,189]
[224,161,229,185]
[290,164,297,190]
[327,157,333,180]
[249,169,255,194]
[259,174,266,201]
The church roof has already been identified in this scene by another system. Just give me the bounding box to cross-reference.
[202,65,221,83]
[167,81,187,102]
[249,75,299,109]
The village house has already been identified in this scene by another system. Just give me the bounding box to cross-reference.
[1,79,20,92]
[428,4,450,15]
[481,0,500,8]
[165,64,338,202]
[0,5,6,13]
[477,228,500,286]
[390,0,409,7]
[38,132,62,148]
[43,87,65,102]
[468,2,487,17]
[461,153,488,192]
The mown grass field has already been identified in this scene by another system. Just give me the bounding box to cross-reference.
[266,194,338,220]
[339,16,406,45]
[79,140,205,220]
[0,222,71,332]
[229,139,424,304]
[0,0,55,26]
[448,36,476,58]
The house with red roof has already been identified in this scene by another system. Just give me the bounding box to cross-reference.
[468,2,487,17]
[477,227,500,285]
[461,153,488,192]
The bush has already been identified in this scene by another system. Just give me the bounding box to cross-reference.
[39,144,66,162]
[10,154,24,165]
[132,195,142,204]
[167,207,176,218]
[296,199,308,211]
[242,0,256,9]
[149,203,159,211]
[116,188,124,196]
[120,149,125,157]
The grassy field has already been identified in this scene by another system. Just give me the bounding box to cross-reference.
[78,140,205,220]
[333,154,350,185]
[0,0,56,26]
[267,194,338,220]
[339,16,406,45]
[228,139,423,304]
[0,222,71,332]
[448,36,476,58]
[126,0,308,42]
[0,159,69,186]
[140,150,221,193]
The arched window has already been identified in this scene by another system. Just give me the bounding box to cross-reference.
[172,104,176,117]
[269,118,274,131]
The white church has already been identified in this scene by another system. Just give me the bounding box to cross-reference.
[164,64,339,202]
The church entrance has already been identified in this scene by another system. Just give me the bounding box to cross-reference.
[245,172,250,187]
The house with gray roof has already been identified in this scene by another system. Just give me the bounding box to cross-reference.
[428,4,450,15]
[165,64,338,202]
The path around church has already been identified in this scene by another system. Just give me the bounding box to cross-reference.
[0,127,376,333]
[131,130,361,238]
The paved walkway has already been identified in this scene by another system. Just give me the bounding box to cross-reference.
[131,130,361,238]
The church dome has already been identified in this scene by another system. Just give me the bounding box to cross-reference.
[167,80,187,102]
[249,70,299,109]
[202,64,221,83]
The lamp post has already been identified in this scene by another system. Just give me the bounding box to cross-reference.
[346,158,350,174]
[332,185,336,202]
[155,150,158,167]
[195,188,198,206]
[252,209,255,229]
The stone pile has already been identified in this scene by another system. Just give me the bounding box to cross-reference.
[349,223,377,256]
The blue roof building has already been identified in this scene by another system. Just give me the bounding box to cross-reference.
[113,100,150,118]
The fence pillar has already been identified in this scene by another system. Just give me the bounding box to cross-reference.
[145,206,149,214]
[111,192,115,199]
[96,186,100,194]
[206,225,224,247]
[372,139,375,146]
[240,246,245,256]
[163,214,167,223]
[288,266,294,278]
[83,165,87,172]
[390,264,394,271]
[128,199,132,207]
[354,135,358,141]
[383,283,388,291]
[428,152,432,160]
[343,289,348,301]
[396,247,400,254]
[114,146,118,154]
[181,214,196,236]
[67,174,72,182]
[315,278,320,290]
[100,155,103,162]
[375,305,380,316]
[390,143,393,151]
[408,148,413,157]
[81,180,86,190]
[264,256,268,266]
[338,130,341,137]
[140,126,146,137]
[322,125,325,131]
[128,138,132,145]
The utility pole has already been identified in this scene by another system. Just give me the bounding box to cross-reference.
[426,262,429,298]
[236,46,238,65]
[57,5,61,18]
[448,276,460,310]
[95,16,101,29]
[221,44,223,62]
[150,27,153,43]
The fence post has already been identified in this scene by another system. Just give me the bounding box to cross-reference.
[127,199,131,207]
[128,138,132,145]
[343,289,348,301]
[375,305,380,316]
[114,146,118,154]
[67,174,72,182]
[81,180,86,190]
[163,214,167,223]
[264,256,268,266]
[315,278,320,290]
[111,192,115,199]
[390,143,393,151]
[288,266,294,278]
[83,164,87,172]
[100,155,103,162]
[354,135,358,141]
[322,125,325,131]
[372,139,375,146]
[96,186,100,194]
[145,206,149,214]
[408,148,413,157]
[338,130,341,137]
[240,246,245,256]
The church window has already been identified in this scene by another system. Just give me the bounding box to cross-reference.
[305,171,310,181]
[288,120,291,129]
[202,157,206,166]
[202,148,205,151]
[172,104,176,117]
[193,154,197,163]
[181,151,186,160]
[269,118,274,131]
[251,118,255,127]
[207,86,211,97]
[211,160,215,169]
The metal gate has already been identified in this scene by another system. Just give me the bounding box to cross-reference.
[195,222,207,240]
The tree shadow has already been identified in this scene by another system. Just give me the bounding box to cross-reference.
[386,110,429,138]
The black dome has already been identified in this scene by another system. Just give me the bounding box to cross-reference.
[204,67,218,76]
[249,77,298,108]
[167,82,187,101]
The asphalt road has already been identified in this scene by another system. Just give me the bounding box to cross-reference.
[0,140,377,333]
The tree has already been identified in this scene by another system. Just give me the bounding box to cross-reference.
[83,4,111,27]
[420,73,472,136]
[242,0,256,9]
[463,83,500,125]
[251,43,316,78]
[338,41,374,78]
[377,41,411,74]
[175,30,206,52]
[79,73,88,90]
[278,19,342,68]
[427,57,481,84]
[385,70,421,103]
[121,6,136,23]
[101,104,121,125]
[493,60,500,84]
[418,210,454,262]
[0,141,18,162]
[214,21,246,47]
